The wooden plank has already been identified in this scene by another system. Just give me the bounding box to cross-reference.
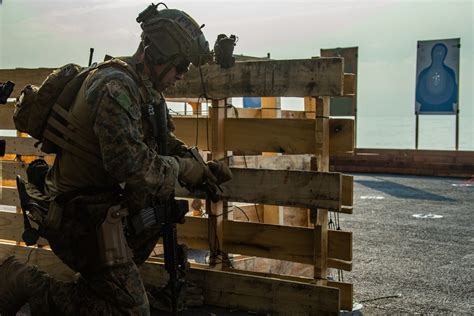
[165,58,344,99]
[329,119,354,154]
[223,219,352,264]
[0,68,55,98]
[223,219,313,264]
[0,243,341,314]
[341,175,354,207]
[261,97,283,225]
[173,117,354,155]
[3,168,343,210]
[2,137,44,156]
[0,211,352,264]
[343,73,355,96]
[140,260,341,314]
[208,99,227,267]
[217,168,342,210]
[1,160,28,180]
[225,118,314,154]
[327,280,353,311]
[0,103,15,130]
[314,96,330,281]
[172,117,210,150]
[0,186,19,206]
[229,155,311,170]
[221,268,353,311]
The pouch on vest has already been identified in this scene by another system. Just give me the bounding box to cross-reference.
[13,63,83,153]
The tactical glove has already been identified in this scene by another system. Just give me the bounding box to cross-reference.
[207,160,233,184]
[176,157,217,189]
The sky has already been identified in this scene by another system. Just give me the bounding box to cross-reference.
[0,0,473,148]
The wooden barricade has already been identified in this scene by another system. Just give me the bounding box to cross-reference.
[0,58,355,314]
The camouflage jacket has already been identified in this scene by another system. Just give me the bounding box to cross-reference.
[44,57,188,211]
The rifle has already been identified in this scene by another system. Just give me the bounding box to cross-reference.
[151,97,186,315]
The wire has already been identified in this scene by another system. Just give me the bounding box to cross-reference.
[229,205,250,221]
[359,294,402,303]
[25,246,37,265]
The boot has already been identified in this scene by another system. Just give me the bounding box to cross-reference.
[0,255,51,316]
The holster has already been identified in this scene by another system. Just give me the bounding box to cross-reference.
[97,205,133,267]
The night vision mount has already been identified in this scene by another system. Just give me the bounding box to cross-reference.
[137,3,237,69]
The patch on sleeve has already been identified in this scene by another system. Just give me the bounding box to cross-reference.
[106,81,141,120]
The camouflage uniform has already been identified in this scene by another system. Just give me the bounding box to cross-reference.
[29,57,189,315]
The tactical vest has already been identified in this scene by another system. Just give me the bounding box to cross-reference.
[44,58,160,197]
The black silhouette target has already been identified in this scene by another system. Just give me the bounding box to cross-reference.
[415,39,460,115]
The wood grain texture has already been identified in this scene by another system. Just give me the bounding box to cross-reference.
[0,103,15,130]
[141,260,341,314]
[2,137,44,156]
[0,68,55,98]
[3,168,342,209]
[0,211,352,265]
[165,58,344,98]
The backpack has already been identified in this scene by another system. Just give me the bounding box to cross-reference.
[13,59,138,160]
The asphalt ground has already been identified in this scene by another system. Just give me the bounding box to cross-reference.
[340,173,474,314]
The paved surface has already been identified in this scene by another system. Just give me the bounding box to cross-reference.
[341,173,473,314]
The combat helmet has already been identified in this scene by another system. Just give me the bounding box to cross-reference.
[137,3,211,73]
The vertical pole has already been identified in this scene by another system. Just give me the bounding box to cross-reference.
[415,113,419,149]
[261,97,283,225]
[208,99,227,268]
[313,96,329,284]
[455,109,459,150]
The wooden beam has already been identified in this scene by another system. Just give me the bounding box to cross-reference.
[214,168,341,210]
[0,211,352,266]
[314,96,330,282]
[221,267,353,311]
[1,115,355,156]
[343,73,356,96]
[1,160,28,180]
[223,219,352,264]
[2,168,343,210]
[229,155,311,170]
[261,97,283,225]
[165,58,344,99]
[172,117,210,150]
[2,137,45,156]
[225,118,312,154]
[208,99,227,267]
[341,175,354,207]
[0,187,19,206]
[329,119,354,154]
[140,260,341,315]
[0,68,54,98]
[0,103,15,130]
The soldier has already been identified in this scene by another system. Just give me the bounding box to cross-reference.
[0,3,232,315]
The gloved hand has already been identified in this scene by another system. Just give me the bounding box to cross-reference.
[176,157,217,189]
[207,160,233,184]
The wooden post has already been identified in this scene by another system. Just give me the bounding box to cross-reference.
[313,96,330,283]
[208,99,227,268]
[261,97,283,224]
[189,102,202,115]
[415,113,419,149]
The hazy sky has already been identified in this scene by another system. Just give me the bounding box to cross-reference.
[0,0,473,147]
